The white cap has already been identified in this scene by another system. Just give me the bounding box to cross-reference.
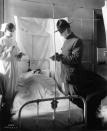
[105,0,107,7]
[0,23,8,32]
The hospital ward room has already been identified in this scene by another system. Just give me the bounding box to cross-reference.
[1,0,107,131]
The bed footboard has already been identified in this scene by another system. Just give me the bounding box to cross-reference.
[17,95,86,130]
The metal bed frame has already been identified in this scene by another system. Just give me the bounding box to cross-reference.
[17,95,87,131]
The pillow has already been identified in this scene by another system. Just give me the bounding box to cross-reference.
[30,59,50,77]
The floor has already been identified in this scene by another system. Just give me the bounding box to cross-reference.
[2,123,107,131]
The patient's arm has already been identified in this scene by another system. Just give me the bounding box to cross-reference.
[33,69,41,74]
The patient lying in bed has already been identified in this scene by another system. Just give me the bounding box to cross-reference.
[12,70,83,128]
[13,70,62,110]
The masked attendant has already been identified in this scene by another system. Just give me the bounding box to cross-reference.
[0,23,24,109]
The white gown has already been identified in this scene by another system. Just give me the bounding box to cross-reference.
[0,36,20,107]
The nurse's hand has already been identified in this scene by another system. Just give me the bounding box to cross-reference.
[17,52,25,58]
[50,53,61,61]
[15,52,25,60]
[6,46,15,53]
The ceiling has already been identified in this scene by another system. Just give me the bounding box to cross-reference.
[4,0,106,18]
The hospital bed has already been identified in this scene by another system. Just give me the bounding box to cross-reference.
[11,72,86,131]
[1,59,87,131]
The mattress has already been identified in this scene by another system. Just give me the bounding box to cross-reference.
[11,71,84,130]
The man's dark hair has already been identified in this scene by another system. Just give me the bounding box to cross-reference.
[5,23,16,32]
[56,19,70,33]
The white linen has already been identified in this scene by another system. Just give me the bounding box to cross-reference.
[12,71,83,126]
[14,16,65,86]
[0,36,21,106]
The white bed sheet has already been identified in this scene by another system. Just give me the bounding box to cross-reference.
[12,71,83,128]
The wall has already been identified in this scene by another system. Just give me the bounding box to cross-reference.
[68,8,95,70]
[0,0,4,37]
[94,9,107,63]
[2,0,105,71]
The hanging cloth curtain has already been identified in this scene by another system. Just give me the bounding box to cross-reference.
[14,16,65,86]
[14,17,52,75]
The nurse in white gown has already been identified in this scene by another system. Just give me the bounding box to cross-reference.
[0,23,24,108]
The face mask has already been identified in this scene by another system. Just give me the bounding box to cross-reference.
[5,30,14,38]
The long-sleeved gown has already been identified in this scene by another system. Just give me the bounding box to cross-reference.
[0,36,20,107]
